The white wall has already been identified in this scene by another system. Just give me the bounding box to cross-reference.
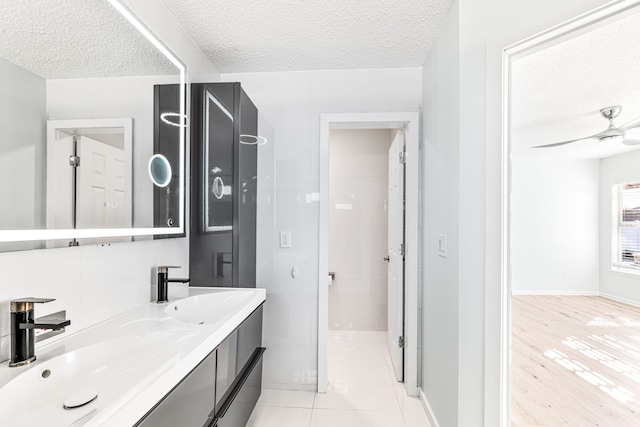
[421,2,460,424]
[511,157,599,294]
[328,129,393,331]
[0,1,219,363]
[423,0,613,425]
[599,149,640,304]
[222,67,422,390]
[0,58,46,251]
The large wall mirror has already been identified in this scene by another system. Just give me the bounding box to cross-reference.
[0,0,186,251]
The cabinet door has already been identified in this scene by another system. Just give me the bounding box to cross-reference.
[215,305,263,413]
[215,329,239,409]
[190,83,235,287]
[136,349,216,427]
[235,87,257,288]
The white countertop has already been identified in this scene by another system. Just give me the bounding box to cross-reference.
[0,287,266,426]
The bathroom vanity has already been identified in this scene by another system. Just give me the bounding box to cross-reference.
[136,296,264,427]
[0,287,265,427]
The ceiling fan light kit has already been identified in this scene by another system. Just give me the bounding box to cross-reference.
[533,105,640,148]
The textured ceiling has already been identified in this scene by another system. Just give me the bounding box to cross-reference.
[161,0,453,73]
[511,9,640,160]
[0,0,176,79]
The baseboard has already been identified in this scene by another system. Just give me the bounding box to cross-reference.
[262,383,317,392]
[511,290,640,308]
[599,292,640,308]
[419,388,440,427]
[511,290,599,296]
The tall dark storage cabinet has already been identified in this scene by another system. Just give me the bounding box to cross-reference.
[190,83,258,288]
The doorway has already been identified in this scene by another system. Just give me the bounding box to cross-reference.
[326,127,404,388]
[318,112,420,397]
[46,118,133,247]
[502,2,640,425]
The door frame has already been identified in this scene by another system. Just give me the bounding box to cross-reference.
[488,1,640,425]
[318,112,420,396]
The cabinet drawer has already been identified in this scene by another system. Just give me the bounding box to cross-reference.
[215,305,263,410]
[211,348,264,427]
[136,348,217,427]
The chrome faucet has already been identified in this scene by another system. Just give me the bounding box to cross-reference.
[9,298,70,367]
[157,266,190,303]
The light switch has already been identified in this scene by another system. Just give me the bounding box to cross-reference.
[280,231,292,248]
[437,234,447,257]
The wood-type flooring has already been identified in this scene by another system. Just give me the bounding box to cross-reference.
[512,295,640,427]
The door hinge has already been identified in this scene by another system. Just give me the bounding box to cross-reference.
[400,243,406,257]
[399,152,407,164]
[69,155,80,167]
[398,336,405,348]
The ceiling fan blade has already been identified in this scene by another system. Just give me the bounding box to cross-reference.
[532,136,599,148]
[620,116,640,131]
[623,134,640,146]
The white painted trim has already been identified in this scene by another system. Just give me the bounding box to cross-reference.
[318,115,330,394]
[608,268,640,279]
[318,112,420,396]
[490,1,640,425]
[511,290,599,296]
[484,39,509,427]
[404,113,420,397]
[598,293,640,308]
[510,291,640,308]
[419,388,441,427]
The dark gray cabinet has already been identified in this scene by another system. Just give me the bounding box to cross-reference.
[135,346,217,426]
[190,83,257,288]
[135,305,264,427]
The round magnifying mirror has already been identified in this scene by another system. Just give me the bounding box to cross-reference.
[148,154,172,188]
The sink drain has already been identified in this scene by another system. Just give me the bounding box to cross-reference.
[63,389,98,410]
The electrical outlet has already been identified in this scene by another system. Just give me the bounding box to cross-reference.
[280,231,292,248]
[437,234,447,257]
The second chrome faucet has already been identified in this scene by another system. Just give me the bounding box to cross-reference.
[157,266,190,303]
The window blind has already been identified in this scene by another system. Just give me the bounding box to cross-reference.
[614,182,640,267]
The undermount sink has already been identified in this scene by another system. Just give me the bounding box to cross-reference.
[164,290,256,325]
[0,329,193,426]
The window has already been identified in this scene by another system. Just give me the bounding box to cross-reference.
[612,181,640,270]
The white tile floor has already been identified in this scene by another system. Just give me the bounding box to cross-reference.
[247,331,432,427]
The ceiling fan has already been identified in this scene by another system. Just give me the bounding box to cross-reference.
[533,105,640,148]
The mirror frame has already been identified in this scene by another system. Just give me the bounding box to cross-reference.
[0,0,187,245]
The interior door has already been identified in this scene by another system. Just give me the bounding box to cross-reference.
[76,136,126,243]
[387,130,405,382]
